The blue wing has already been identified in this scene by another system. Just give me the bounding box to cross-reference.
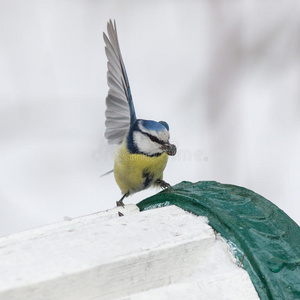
[103,19,136,144]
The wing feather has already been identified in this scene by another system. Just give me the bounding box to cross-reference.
[103,19,136,144]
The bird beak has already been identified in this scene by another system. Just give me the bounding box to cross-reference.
[162,142,177,156]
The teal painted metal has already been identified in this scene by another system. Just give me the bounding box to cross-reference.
[137,181,300,300]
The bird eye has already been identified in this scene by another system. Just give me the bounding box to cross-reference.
[149,135,159,143]
[148,134,164,145]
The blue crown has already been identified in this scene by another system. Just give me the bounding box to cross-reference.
[140,120,169,132]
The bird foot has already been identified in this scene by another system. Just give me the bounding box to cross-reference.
[116,199,125,207]
[155,179,171,190]
[116,192,129,207]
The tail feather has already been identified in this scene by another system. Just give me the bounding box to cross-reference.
[100,169,114,177]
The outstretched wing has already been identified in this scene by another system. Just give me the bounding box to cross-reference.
[103,19,136,144]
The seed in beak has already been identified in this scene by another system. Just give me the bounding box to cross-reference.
[162,143,177,156]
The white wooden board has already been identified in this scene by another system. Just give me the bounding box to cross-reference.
[0,205,258,300]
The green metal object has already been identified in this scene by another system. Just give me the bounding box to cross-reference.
[137,181,300,300]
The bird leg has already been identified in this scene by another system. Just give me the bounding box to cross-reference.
[155,179,171,190]
[116,192,129,207]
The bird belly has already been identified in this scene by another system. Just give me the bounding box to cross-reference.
[114,142,168,195]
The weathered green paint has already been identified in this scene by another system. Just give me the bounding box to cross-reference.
[137,181,300,300]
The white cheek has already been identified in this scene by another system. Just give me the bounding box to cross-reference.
[133,131,163,155]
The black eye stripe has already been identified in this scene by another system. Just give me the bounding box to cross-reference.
[141,131,164,145]
[149,134,163,144]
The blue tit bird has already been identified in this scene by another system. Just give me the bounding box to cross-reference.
[103,20,177,207]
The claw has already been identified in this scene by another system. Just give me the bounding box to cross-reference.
[155,179,171,190]
[116,192,129,207]
[116,200,125,207]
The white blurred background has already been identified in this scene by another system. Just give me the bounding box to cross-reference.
[1,1,299,236]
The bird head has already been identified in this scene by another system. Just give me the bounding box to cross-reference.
[127,119,177,157]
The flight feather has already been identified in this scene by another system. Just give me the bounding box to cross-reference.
[103,19,136,144]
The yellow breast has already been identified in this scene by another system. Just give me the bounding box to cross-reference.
[114,140,168,195]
